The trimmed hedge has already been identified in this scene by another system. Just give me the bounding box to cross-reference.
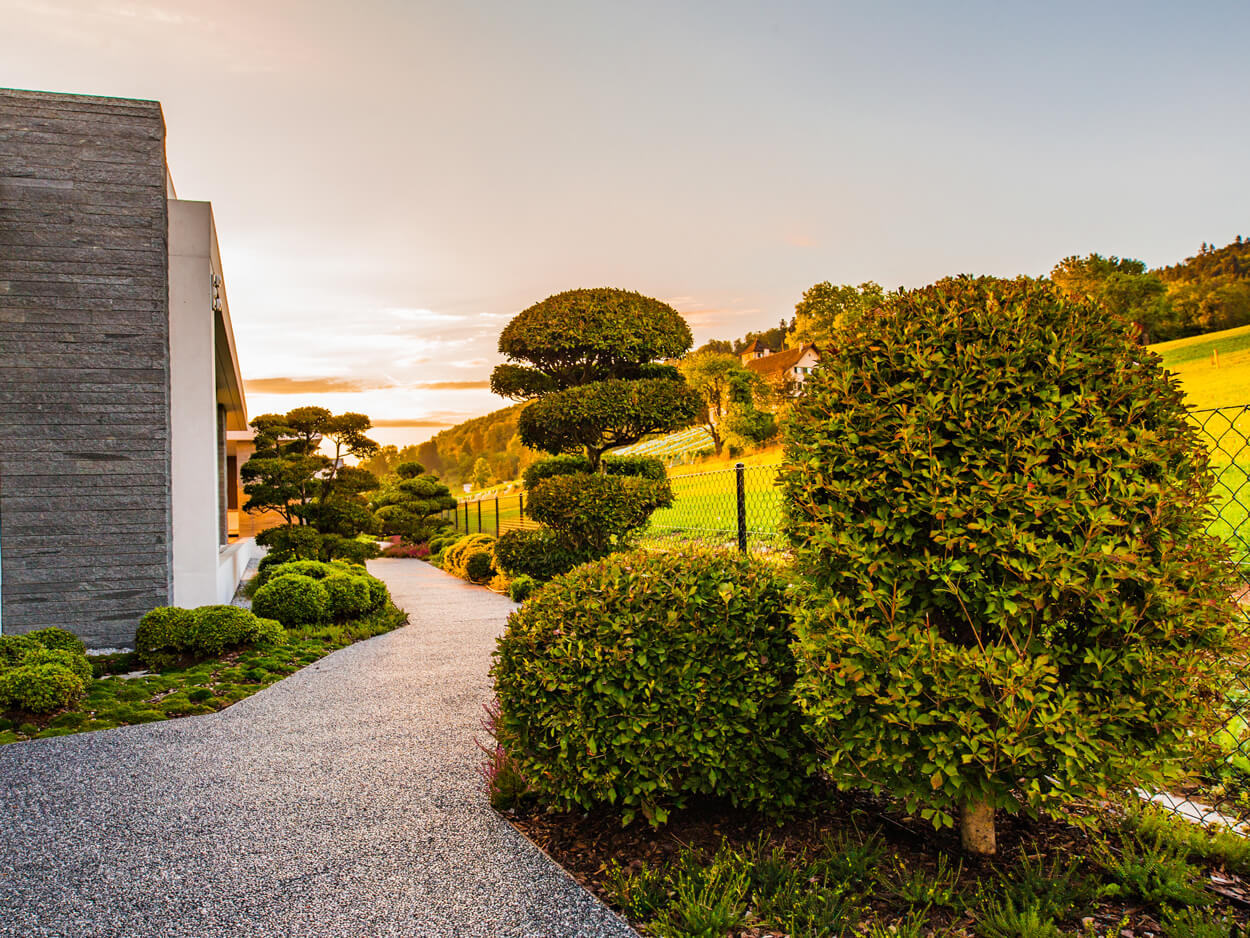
[506,575,537,602]
[135,607,197,670]
[0,664,84,714]
[493,529,592,581]
[464,551,495,583]
[189,606,259,658]
[441,534,496,579]
[0,635,39,668]
[526,472,672,554]
[26,627,86,657]
[21,648,92,685]
[323,574,373,620]
[492,549,816,826]
[251,574,329,627]
[521,453,666,489]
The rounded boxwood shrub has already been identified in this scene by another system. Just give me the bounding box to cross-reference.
[27,627,86,657]
[256,559,336,587]
[135,607,196,670]
[442,534,496,579]
[781,275,1240,854]
[492,549,816,826]
[0,634,40,668]
[189,606,258,658]
[526,472,672,554]
[251,574,329,627]
[493,529,594,582]
[21,647,92,685]
[322,574,372,620]
[362,575,389,611]
[464,550,495,584]
[0,663,85,714]
[245,617,286,648]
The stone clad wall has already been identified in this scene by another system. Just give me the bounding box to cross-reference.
[0,89,172,648]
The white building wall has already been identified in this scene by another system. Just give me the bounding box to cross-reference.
[168,200,225,607]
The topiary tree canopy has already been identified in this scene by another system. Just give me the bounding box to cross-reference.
[492,288,700,470]
[491,288,694,399]
[782,275,1239,855]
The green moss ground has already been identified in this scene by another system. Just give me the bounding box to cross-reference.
[0,604,407,745]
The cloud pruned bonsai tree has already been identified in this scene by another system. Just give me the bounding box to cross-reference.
[491,287,699,471]
[370,461,457,545]
[489,288,697,579]
[242,407,382,563]
[782,275,1239,855]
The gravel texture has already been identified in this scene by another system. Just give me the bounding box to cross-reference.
[0,559,637,938]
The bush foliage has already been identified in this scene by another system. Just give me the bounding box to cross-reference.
[493,529,593,582]
[780,275,1239,847]
[251,574,330,628]
[526,471,672,554]
[492,549,816,826]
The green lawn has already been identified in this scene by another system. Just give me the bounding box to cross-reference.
[1153,323,1250,410]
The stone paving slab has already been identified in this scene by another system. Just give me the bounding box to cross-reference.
[0,559,637,938]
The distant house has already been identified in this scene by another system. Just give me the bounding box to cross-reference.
[0,87,260,648]
[742,343,821,395]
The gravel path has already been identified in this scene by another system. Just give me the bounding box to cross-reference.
[0,559,637,938]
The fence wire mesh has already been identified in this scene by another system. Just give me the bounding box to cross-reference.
[444,406,1250,829]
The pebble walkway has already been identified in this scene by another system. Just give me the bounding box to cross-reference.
[0,559,637,938]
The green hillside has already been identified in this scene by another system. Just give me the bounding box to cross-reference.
[1151,323,1250,410]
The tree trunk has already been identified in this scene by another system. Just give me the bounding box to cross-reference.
[960,799,996,855]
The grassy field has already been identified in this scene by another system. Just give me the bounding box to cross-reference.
[1153,323,1250,410]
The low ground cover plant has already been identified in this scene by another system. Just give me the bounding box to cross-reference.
[0,566,404,745]
[491,548,816,826]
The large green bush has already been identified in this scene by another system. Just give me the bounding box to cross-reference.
[251,574,329,627]
[135,607,196,669]
[492,549,816,826]
[0,663,84,714]
[781,275,1239,854]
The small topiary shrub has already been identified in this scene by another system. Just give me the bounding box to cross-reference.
[26,627,87,657]
[506,574,537,602]
[251,574,329,627]
[188,606,259,658]
[781,275,1240,855]
[493,529,593,581]
[135,607,196,670]
[362,575,389,610]
[492,549,816,826]
[245,617,286,648]
[0,663,85,714]
[322,574,373,620]
[21,647,92,685]
[526,471,672,554]
[0,634,39,668]
[464,550,495,584]
[256,559,338,586]
[442,534,496,579]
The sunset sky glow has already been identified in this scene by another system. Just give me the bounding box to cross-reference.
[4,0,1248,446]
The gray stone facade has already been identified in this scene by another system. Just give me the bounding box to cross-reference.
[0,89,172,648]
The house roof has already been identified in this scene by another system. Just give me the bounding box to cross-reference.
[743,338,769,353]
[744,344,819,377]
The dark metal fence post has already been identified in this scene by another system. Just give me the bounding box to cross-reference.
[463,500,469,532]
[735,462,747,553]
[495,496,500,536]
[477,499,482,534]
[519,492,525,520]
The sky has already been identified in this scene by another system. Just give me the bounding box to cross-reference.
[4,0,1249,447]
